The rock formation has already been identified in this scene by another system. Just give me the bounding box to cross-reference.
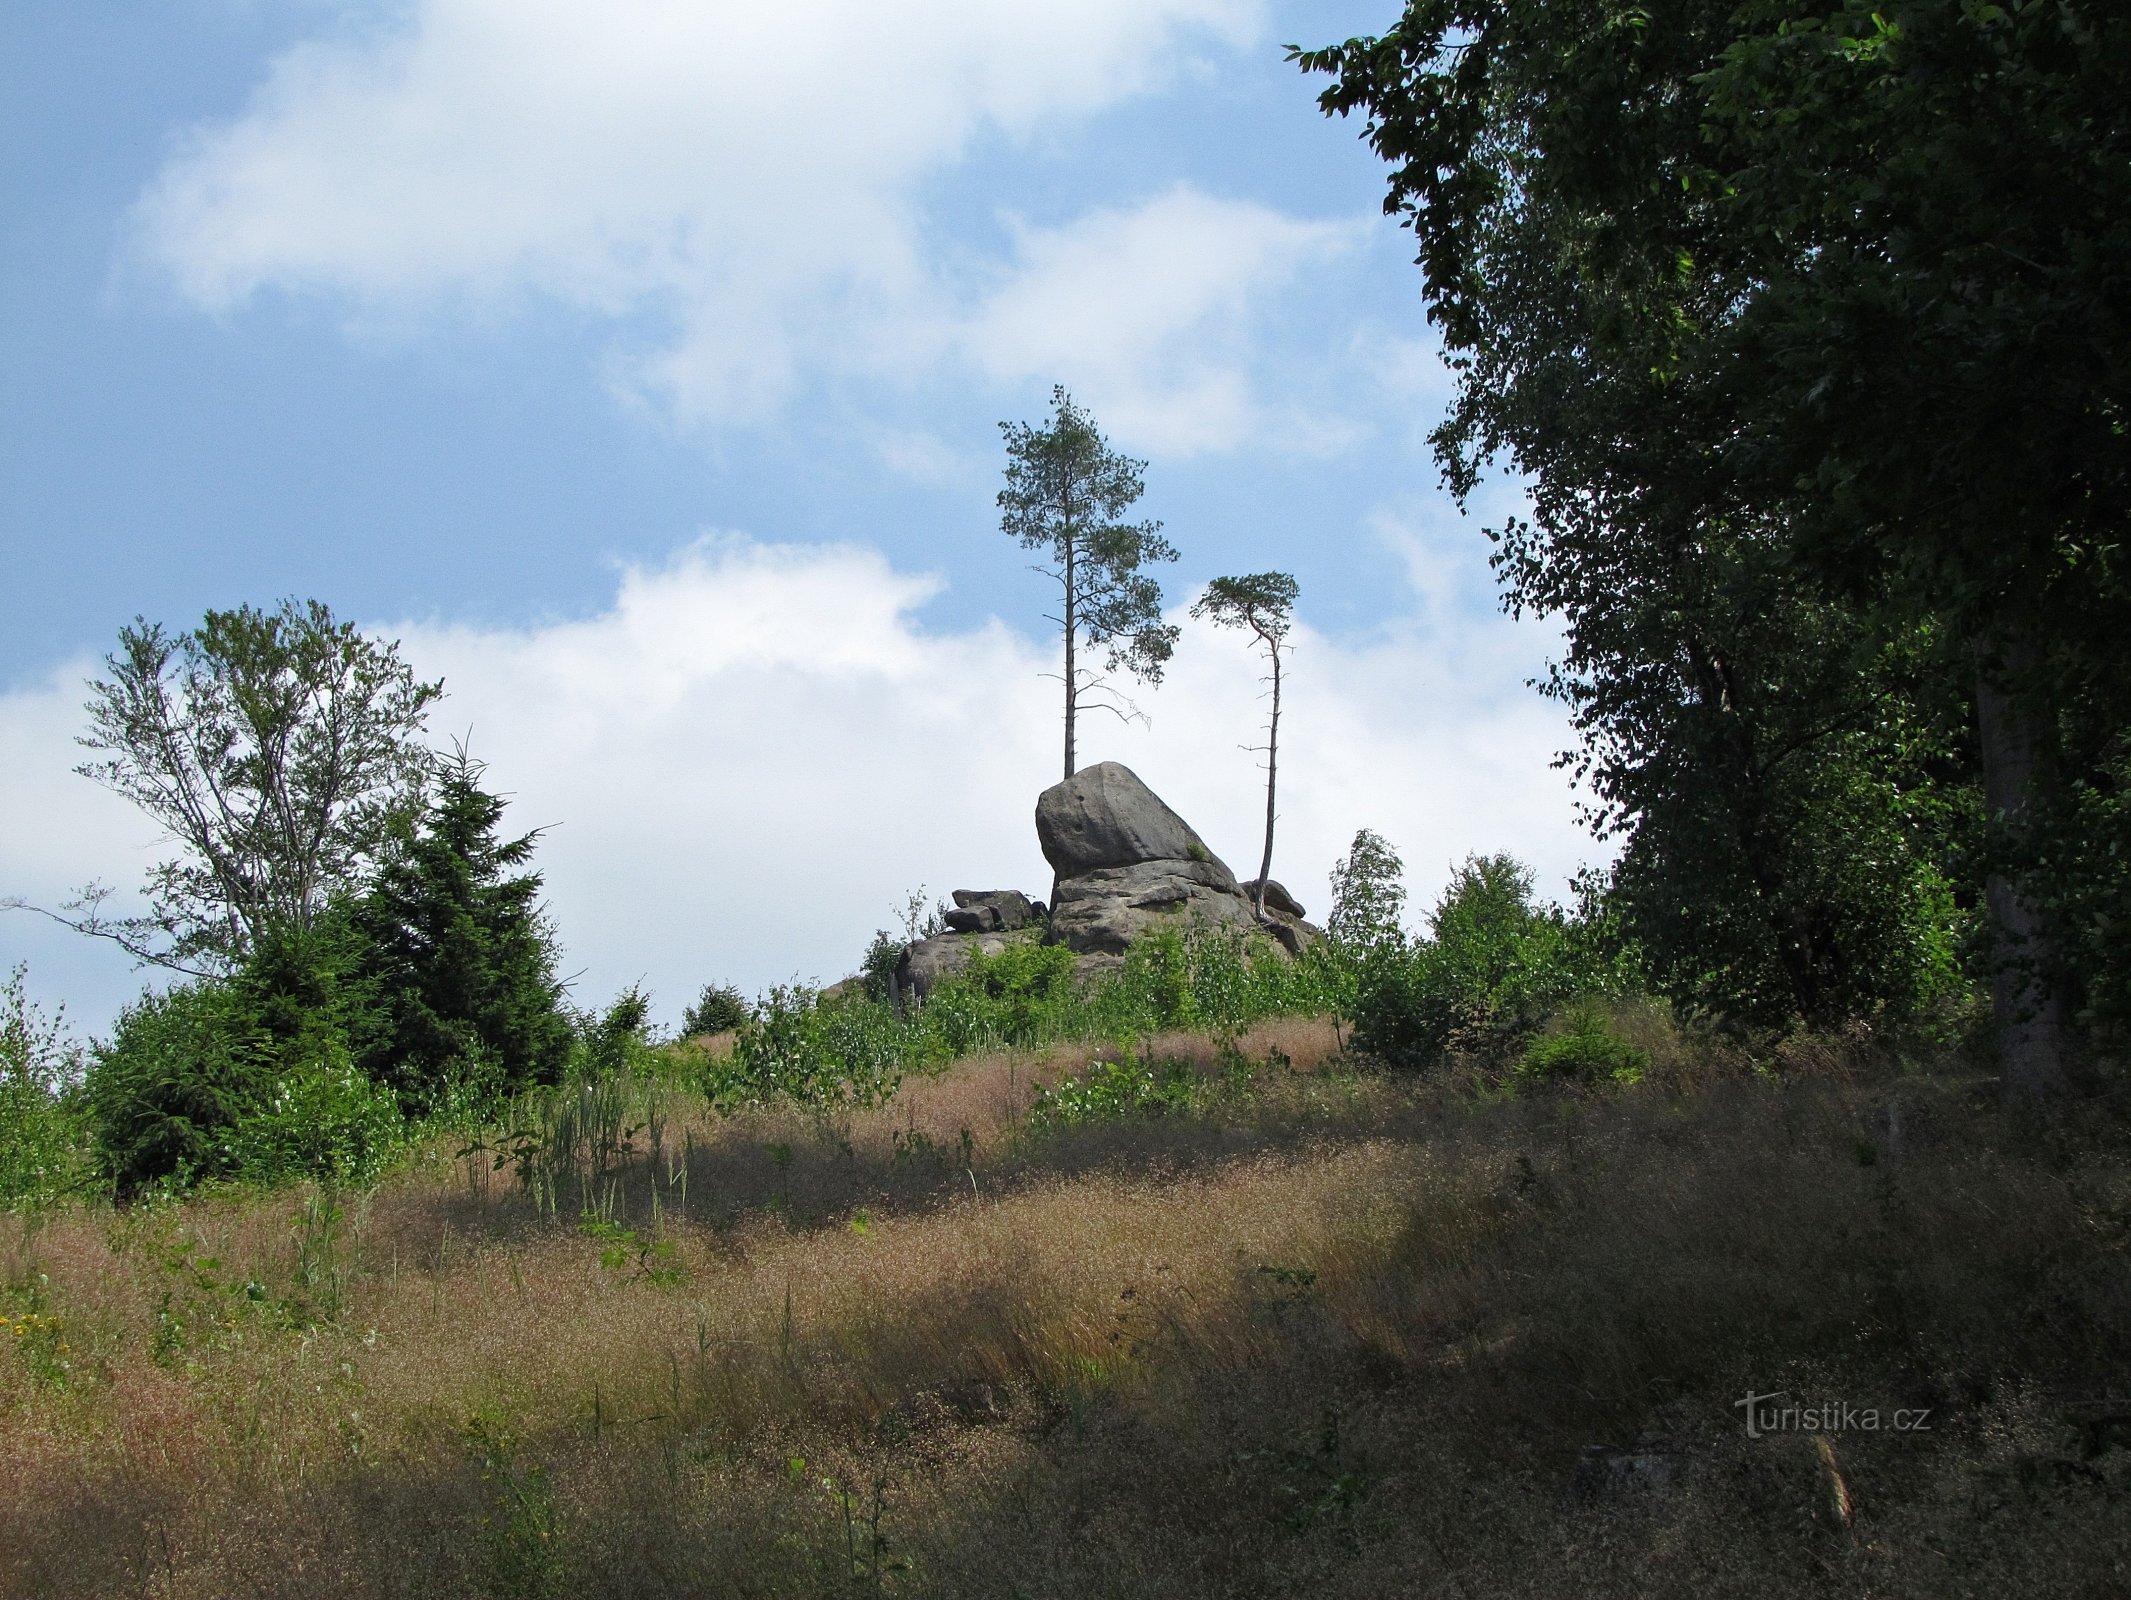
[887,763,1318,1003]
[1037,761,1319,958]
[893,890,1042,1001]
[941,889,1040,935]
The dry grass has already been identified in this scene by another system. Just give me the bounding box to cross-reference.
[3,1025,2128,1598]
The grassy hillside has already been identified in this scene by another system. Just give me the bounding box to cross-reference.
[4,1016,2128,1598]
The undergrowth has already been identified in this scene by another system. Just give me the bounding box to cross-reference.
[1,1016,2126,1598]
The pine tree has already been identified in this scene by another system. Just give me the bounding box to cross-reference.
[350,751,570,1108]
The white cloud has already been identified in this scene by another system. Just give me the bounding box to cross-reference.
[1,532,1599,1034]
[965,188,1360,456]
[132,0,1291,428]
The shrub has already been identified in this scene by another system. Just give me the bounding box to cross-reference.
[717,985,907,1110]
[0,965,93,1209]
[1028,1051,1198,1128]
[1517,1005,1651,1086]
[693,922,1345,1117]
[1353,854,1597,1070]
[224,1042,405,1186]
[85,928,400,1195]
[937,939,1082,1048]
[86,978,276,1195]
[859,932,905,1002]
[572,986,660,1081]
[679,983,749,1037]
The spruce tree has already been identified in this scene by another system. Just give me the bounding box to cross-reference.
[350,751,570,1108]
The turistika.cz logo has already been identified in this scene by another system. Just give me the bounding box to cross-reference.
[1733,1391,1932,1439]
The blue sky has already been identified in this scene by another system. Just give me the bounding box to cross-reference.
[1,0,1595,1033]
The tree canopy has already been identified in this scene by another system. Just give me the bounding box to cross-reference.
[1299,0,2131,1085]
[66,599,440,974]
[1000,387,1180,778]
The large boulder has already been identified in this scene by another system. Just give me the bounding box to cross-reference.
[893,930,1012,1001]
[1036,763,1326,958]
[1239,877,1307,920]
[1035,762,1234,879]
[1049,859,1259,955]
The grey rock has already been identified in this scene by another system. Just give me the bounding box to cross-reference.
[892,930,1011,1002]
[943,906,1002,934]
[1035,762,1233,878]
[1260,916,1324,958]
[1049,860,1257,956]
[947,889,1039,932]
[1239,877,1307,919]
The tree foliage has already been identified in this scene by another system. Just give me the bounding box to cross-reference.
[0,967,90,1209]
[348,749,572,1109]
[1351,854,1591,1068]
[68,599,440,973]
[1000,386,1180,777]
[1193,572,1300,921]
[1298,1,2130,1075]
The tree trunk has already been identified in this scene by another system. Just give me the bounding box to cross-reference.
[1254,645,1280,921]
[1063,532,1077,780]
[1974,639,2069,1101]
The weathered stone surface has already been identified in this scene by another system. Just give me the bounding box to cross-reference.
[1033,765,1332,959]
[1035,762,1233,878]
[942,906,1001,934]
[892,930,1010,1002]
[1240,877,1307,919]
[1259,915,1324,958]
[951,889,1038,930]
[1048,859,1257,956]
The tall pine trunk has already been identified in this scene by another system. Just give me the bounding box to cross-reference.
[1063,531,1077,780]
[1254,646,1281,920]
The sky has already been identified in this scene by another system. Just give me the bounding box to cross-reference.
[0,0,1601,1036]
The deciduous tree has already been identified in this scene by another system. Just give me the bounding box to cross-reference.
[1298,1,2130,1089]
[45,600,440,973]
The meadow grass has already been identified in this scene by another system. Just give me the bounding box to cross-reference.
[3,1017,2128,1597]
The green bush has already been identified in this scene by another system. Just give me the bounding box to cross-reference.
[86,978,276,1195]
[680,982,750,1037]
[1028,1051,1198,1129]
[0,966,94,1209]
[716,984,908,1110]
[571,986,662,1082]
[1516,1005,1650,1086]
[1353,854,1602,1070]
[224,1041,405,1186]
[696,922,1342,1117]
[84,928,401,1195]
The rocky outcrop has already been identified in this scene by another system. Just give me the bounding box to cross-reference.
[886,766,1319,1004]
[1240,877,1307,920]
[893,929,1013,1000]
[1037,762,1320,957]
[942,889,1041,934]
[1035,762,1219,877]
